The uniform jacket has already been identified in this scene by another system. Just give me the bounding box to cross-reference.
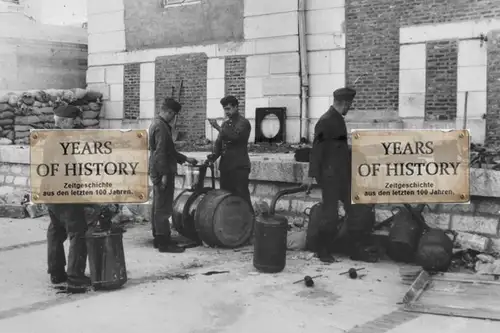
[148,117,187,183]
[212,115,251,172]
[308,106,350,183]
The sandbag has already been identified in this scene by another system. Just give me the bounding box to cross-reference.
[287,230,307,251]
[82,110,100,119]
[20,92,35,106]
[72,88,87,100]
[15,130,31,139]
[84,91,103,102]
[82,119,99,127]
[14,138,30,145]
[0,118,14,126]
[88,102,101,111]
[0,104,14,113]
[8,94,18,107]
[0,138,12,145]
[0,110,14,119]
[0,94,11,104]
[15,115,41,125]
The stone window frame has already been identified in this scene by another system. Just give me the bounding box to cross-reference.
[161,0,201,8]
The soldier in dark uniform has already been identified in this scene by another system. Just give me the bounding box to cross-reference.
[305,88,379,263]
[149,98,197,253]
[207,96,252,206]
[45,105,90,289]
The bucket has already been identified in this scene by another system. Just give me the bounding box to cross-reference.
[86,225,127,290]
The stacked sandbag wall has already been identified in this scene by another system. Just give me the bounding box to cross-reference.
[0,88,103,145]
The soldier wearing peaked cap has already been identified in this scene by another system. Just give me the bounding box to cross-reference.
[304,87,379,264]
[148,98,198,253]
[45,104,91,290]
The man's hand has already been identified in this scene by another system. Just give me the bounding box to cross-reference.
[186,157,198,165]
[208,118,219,129]
[302,177,314,193]
[161,175,168,190]
[206,154,216,162]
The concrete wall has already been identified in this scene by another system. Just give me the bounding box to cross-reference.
[123,0,244,50]
[87,0,500,144]
[19,0,87,26]
[87,0,347,143]
[0,8,88,92]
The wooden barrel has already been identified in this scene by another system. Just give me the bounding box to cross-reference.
[194,189,254,248]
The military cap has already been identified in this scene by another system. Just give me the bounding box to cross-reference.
[220,95,239,107]
[53,105,80,119]
[163,98,182,113]
[333,87,357,102]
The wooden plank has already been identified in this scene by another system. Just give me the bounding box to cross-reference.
[405,303,500,321]
[402,271,431,304]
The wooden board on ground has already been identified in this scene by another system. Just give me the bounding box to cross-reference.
[402,271,500,321]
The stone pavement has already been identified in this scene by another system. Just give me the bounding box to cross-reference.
[0,217,499,333]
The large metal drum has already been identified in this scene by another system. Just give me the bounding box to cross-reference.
[172,188,212,242]
[172,163,215,242]
[194,189,254,248]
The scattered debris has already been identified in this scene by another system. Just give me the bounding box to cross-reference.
[293,274,321,284]
[159,273,192,280]
[182,260,203,269]
[339,267,365,276]
[202,270,229,276]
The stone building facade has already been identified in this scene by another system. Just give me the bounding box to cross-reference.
[87,0,500,144]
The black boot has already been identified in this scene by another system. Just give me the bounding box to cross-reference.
[318,248,336,263]
[157,236,185,253]
[349,232,379,263]
[50,271,68,284]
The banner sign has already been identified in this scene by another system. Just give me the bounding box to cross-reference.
[351,129,470,204]
[30,129,149,204]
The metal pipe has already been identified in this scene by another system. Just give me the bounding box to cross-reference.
[297,0,309,142]
[269,185,308,215]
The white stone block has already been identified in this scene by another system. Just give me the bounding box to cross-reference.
[207,58,225,79]
[244,0,297,17]
[262,76,300,96]
[109,84,123,102]
[269,96,301,117]
[205,122,220,142]
[88,0,124,15]
[140,82,155,101]
[140,63,155,82]
[457,66,487,92]
[330,49,345,74]
[254,36,299,54]
[457,91,487,118]
[245,98,269,118]
[400,44,426,70]
[306,33,345,51]
[86,67,105,83]
[216,41,254,57]
[306,8,344,34]
[207,98,224,118]
[308,96,330,118]
[105,65,124,84]
[399,69,426,94]
[207,78,225,99]
[308,51,330,75]
[309,74,345,97]
[398,93,425,118]
[306,0,344,10]
[244,12,298,39]
[140,100,155,119]
[247,119,256,143]
[87,11,124,35]
[246,55,270,77]
[458,40,487,67]
[285,118,301,143]
[455,118,485,144]
[86,83,110,100]
[88,31,126,54]
[246,77,264,99]
[270,53,300,74]
[103,101,123,119]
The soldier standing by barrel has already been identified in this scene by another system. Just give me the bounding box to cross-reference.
[304,88,379,263]
[206,96,252,207]
[45,105,90,290]
[149,98,198,253]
